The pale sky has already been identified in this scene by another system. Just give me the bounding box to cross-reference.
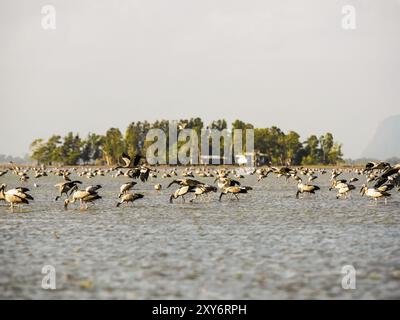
[1,0,399,158]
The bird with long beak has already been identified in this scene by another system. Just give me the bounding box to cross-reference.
[118,181,137,198]
[360,184,391,204]
[329,179,347,191]
[296,180,320,198]
[189,185,217,203]
[0,184,34,211]
[169,185,195,203]
[116,193,144,207]
[219,185,250,201]
[64,189,102,210]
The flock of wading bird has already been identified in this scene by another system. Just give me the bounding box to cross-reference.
[0,153,399,212]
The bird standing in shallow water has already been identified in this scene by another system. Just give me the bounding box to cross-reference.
[117,193,144,207]
[189,185,217,202]
[219,185,250,201]
[118,181,137,197]
[296,180,320,199]
[169,185,193,203]
[336,184,355,199]
[64,188,102,210]
[360,184,391,204]
[167,178,203,188]
[0,184,34,212]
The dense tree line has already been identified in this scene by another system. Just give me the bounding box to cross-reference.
[29,118,343,166]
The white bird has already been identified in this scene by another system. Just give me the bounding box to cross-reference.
[118,182,137,197]
[64,189,102,210]
[169,186,193,203]
[296,181,320,198]
[85,185,102,193]
[336,184,355,199]
[0,184,34,211]
[360,184,391,203]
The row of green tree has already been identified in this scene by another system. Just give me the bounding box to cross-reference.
[30,118,343,166]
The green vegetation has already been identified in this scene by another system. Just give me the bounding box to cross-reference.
[29,119,343,166]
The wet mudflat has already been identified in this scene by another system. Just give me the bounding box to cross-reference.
[1,172,400,299]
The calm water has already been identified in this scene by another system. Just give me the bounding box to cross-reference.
[1,170,400,299]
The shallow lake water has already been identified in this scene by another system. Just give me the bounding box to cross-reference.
[1,170,400,299]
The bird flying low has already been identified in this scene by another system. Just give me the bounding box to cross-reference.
[54,180,82,201]
[114,153,142,169]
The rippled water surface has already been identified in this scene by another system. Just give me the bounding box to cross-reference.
[1,171,400,299]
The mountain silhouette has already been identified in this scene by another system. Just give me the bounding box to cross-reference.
[362,115,400,159]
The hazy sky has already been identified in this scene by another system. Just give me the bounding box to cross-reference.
[1,0,399,158]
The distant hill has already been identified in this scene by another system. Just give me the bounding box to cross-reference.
[362,115,400,159]
[0,154,30,165]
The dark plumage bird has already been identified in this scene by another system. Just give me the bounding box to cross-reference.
[373,164,400,188]
[54,180,82,201]
[364,161,391,172]
[139,166,151,183]
[167,179,204,188]
[114,153,142,169]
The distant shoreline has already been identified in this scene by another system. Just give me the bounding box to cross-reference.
[0,163,368,169]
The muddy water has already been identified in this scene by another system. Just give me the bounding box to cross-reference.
[1,171,400,299]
